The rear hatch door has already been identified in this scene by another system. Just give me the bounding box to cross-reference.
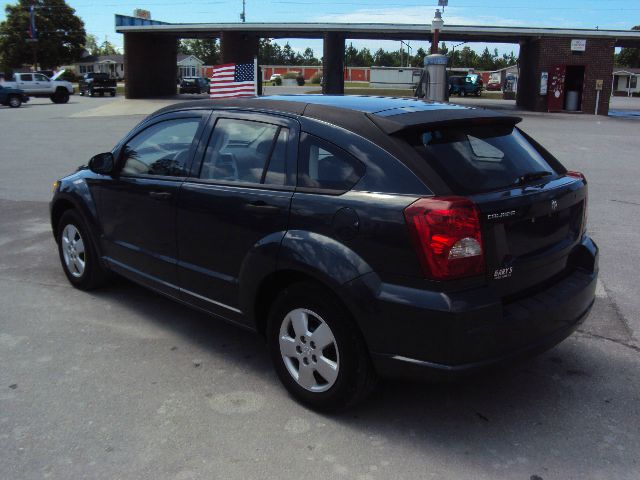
[472,176,586,297]
[402,120,586,297]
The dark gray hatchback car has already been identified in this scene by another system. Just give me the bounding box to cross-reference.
[50,95,598,411]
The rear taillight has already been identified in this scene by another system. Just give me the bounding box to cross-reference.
[566,171,588,234]
[566,171,586,181]
[404,196,485,280]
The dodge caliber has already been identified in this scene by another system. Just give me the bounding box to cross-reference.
[50,95,598,411]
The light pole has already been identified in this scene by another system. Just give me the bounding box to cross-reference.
[400,40,412,67]
[431,9,444,54]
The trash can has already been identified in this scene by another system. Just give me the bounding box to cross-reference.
[565,91,580,111]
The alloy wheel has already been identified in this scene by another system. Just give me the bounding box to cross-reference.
[61,224,86,278]
[278,308,340,392]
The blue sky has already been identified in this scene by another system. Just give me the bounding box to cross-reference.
[4,0,639,57]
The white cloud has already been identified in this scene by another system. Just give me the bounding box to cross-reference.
[313,6,525,27]
[308,7,522,56]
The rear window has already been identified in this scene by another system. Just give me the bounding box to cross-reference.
[413,124,557,194]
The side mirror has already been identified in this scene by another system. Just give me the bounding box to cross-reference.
[88,152,115,175]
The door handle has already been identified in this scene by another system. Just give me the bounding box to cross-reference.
[148,191,173,200]
[244,200,279,214]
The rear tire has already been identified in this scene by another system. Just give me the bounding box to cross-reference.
[57,210,110,290]
[267,281,376,412]
[8,95,21,108]
[51,90,70,104]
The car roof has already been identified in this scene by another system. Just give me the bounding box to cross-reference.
[154,94,520,135]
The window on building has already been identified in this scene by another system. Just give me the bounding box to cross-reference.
[628,76,638,89]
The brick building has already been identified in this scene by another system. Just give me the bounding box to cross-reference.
[518,37,616,115]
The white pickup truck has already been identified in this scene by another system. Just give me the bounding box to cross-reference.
[1,72,74,103]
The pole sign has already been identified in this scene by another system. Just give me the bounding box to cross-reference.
[571,39,587,52]
[133,9,151,20]
[540,71,548,95]
[595,79,603,91]
[438,0,448,6]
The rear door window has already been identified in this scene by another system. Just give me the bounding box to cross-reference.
[199,117,290,186]
[415,125,556,194]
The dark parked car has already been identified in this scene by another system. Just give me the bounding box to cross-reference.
[50,95,597,411]
[179,77,209,94]
[79,72,117,97]
[449,74,483,96]
[0,84,29,108]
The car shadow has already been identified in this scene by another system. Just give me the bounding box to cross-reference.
[86,276,638,477]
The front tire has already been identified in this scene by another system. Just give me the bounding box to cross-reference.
[267,282,376,411]
[8,95,21,108]
[57,210,110,290]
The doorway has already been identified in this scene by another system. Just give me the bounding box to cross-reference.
[564,65,585,111]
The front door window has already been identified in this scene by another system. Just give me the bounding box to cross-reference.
[121,118,200,177]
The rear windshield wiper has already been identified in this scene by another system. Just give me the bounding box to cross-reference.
[515,170,552,186]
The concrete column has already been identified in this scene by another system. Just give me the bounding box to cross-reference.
[124,33,177,99]
[323,32,345,94]
[220,32,259,64]
[516,39,537,110]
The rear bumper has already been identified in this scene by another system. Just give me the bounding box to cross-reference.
[350,236,598,380]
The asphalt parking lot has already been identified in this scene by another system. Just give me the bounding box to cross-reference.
[1,94,639,480]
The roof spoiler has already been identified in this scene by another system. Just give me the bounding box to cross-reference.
[367,108,522,135]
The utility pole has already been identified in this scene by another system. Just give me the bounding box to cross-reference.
[26,5,38,71]
[240,0,246,22]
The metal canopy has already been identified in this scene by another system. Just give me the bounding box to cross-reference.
[115,19,640,47]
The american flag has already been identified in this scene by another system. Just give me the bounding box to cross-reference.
[209,62,256,98]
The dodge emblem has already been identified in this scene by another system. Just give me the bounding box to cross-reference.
[551,199,558,211]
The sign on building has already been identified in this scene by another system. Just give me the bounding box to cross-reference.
[570,39,587,52]
[540,71,548,95]
[133,9,151,20]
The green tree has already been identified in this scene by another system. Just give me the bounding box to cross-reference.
[356,47,374,67]
[345,43,359,66]
[281,43,296,65]
[302,47,319,65]
[179,39,219,65]
[0,0,86,69]
[99,40,119,56]
[616,25,640,67]
[373,48,402,67]
[84,34,100,56]
[478,47,494,70]
[411,47,428,66]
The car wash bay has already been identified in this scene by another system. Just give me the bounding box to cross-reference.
[114,15,640,115]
